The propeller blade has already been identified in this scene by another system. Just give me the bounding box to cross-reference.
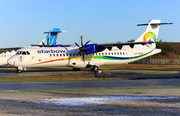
[42,41,46,46]
[84,40,91,46]
[47,36,50,47]
[82,51,85,63]
[75,42,80,47]
[81,33,83,47]
[77,51,81,56]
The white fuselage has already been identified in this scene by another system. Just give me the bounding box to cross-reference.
[0,51,16,66]
[7,45,161,68]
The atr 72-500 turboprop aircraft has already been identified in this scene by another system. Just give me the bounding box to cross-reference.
[7,19,172,76]
[0,28,64,67]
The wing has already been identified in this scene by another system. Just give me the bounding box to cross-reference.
[0,47,23,54]
[97,41,152,50]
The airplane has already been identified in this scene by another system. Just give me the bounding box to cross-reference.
[0,28,64,68]
[7,19,173,76]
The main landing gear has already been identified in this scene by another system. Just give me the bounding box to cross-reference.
[91,65,99,77]
[72,66,100,77]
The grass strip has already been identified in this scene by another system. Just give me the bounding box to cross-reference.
[100,64,180,70]
[0,72,127,82]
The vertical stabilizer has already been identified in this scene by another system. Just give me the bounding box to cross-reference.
[135,19,173,49]
[41,28,60,46]
[135,19,161,48]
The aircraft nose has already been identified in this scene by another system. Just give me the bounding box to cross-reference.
[7,57,15,66]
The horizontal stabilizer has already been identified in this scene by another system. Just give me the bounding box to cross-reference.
[30,44,71,47]
[44,31,67,34]
[137,23,173,26]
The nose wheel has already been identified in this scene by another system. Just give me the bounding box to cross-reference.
[16,67,22,73]
[16,67,24,73]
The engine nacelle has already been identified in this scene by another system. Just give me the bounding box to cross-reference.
[85,44,98,54]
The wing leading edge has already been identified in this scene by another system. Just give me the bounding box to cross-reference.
[0,47,23,54]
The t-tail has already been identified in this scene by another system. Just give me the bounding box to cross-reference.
[34,28,66,47]
[41,28,60,46]
[135,19,173,49]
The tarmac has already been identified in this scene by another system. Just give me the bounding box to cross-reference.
[0,67,180,90]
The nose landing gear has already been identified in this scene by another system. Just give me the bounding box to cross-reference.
[16,67,26,73]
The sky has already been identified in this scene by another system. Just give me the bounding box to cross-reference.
[0,0,179,48]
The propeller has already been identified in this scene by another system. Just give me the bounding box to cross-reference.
[42,36,56,47]
[75,34,91,63]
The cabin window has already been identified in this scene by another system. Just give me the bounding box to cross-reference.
[60,54,62,56]
[57,54,59,57]
[50,54,52,57]
[63,54,65,56]
[99,53,101,55]
[111,53,113,55]
[53,54,55,57]
[105,53,107,55]
[117,52,119,55]
[73,53,75,56]
[123,52,125,55]
[66,54,68,56]
[114,52,116,55]
[70,53,72,56]
[102,53,104,55]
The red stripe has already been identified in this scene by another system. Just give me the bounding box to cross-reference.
[34,58,65,65]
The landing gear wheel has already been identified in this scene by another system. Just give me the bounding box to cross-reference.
[92,66,99,77]
[16,67,22,73]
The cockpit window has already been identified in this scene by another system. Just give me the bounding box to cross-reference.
[16,51,22,55]
[22,51,26,55]
[16,51,30,55]
[26,51,30,55]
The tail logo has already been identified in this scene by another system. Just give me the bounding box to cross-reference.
[143,32,156,47]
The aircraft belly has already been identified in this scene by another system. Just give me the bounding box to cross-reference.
[67,59,107,68]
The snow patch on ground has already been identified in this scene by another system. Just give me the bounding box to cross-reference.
[45,96,177,106]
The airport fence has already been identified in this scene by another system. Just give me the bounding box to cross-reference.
[131,58,180,65]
